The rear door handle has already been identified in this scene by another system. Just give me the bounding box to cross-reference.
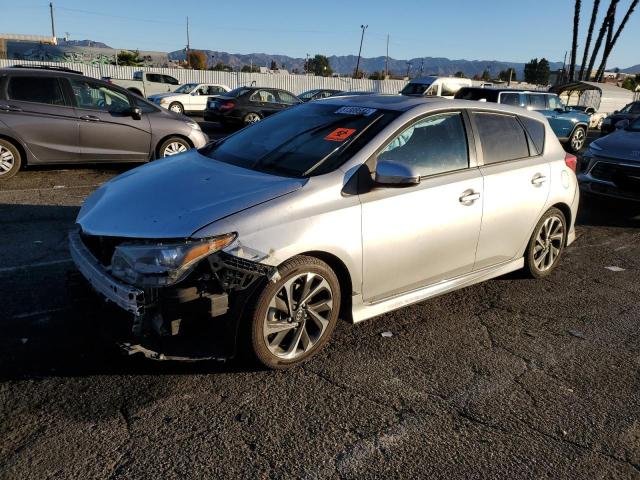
[80,115,101,122]
[531,174,547,186]
[0,104,23,112]
[459,190,481,205]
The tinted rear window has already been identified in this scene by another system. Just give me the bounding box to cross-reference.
[472,112,530,164]
[519,116,546,154]
[8,76,66,106]
[454,88,498,102]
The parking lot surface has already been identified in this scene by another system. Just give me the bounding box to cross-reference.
[1,125,639,479]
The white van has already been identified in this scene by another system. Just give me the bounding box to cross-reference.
[400,76,473,99]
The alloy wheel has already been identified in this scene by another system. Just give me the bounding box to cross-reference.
[244,113,261,125]
[169,103,183,113]
[533,215,564,272]
[262,272,333,360]
[162,141,188,157]
[0,145,15,176]
[571,128,585,151]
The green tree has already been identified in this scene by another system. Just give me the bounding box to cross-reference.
[537,58,551,85]
[188,51,207,70]
[453,71,466,78]
[113,50,144,66]
[307,54,333,76]
[524,58,539,84]
[211,62,232,71]
[270,60,278,70]
[481,69,491,82]
[621,76,638,91]
[240,64,260,73]
[368,71,384,80]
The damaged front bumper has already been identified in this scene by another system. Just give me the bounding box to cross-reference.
[68,230,277,360]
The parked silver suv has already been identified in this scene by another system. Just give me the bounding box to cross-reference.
[0,66,208,179]
[70,96,579,369]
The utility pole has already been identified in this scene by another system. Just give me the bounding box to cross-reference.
[354,24,368,78]
[385,34,389,79]
[420,58,424,76]
[561,50,567,83]
[49,2,56,40]
[186,16,191,69]
[406,61,412,79]
[306,53,310,75]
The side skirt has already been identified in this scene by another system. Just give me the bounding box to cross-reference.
[351,258,524,323]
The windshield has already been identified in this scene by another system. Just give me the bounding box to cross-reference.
[200,103,399,177]
[400,81,433,96]
[174,83,198,94]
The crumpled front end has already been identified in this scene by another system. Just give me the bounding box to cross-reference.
[69,228,278,360]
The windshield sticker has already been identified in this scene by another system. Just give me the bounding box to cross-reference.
[325,128,357,142]
[334,106,377,116]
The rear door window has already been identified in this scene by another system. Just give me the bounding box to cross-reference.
[162,75,179,85]
[7,76,66,106]
[276,91,298,105]
[500,92,521,107]
[250,90,277,103]
[146,74,163,83]
[472,112,530,164]
[527,94,547,110]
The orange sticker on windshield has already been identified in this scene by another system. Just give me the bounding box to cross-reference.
[325,128,356,142]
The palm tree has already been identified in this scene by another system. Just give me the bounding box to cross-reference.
[595,0,639,81]
[585,0,619,81]
[569,0,582,81]
[578,0,600,80]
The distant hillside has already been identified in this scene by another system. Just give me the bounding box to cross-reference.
[622,64,640,74]
[57,39,111,49]
[168,49,564,78]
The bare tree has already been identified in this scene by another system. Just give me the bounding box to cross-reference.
[569,0,582,81]
[585,0,619,81]
[595,0,639,81]
[578,0,600,80]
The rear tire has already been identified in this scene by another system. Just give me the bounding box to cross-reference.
[168,102,184,114]
[524,208,567,279]
[0,139,21,180]
[158,137,190,158]
[247,256,340,370]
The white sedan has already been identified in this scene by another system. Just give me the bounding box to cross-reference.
[149,83,230,114]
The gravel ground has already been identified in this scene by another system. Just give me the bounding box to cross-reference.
[0,126,639,479]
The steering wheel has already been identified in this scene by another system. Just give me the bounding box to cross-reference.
[96,99,106,108]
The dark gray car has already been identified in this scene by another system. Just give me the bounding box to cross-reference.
[0,66,208,180]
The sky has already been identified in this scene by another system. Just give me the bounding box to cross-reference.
[2,0,639,68]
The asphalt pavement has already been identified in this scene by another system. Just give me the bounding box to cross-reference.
[0,125,639,479]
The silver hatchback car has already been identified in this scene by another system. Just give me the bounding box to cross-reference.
[70,95,579,369]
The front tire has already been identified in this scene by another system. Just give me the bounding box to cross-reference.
[567,126,586,153]
[248,256,340,369]
[524,208,567,279]
[158,137,190,158]
[168,102,184,114]
[243,112,262,126]
[0,139,21,180]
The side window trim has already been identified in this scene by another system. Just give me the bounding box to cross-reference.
[370,109,476,179]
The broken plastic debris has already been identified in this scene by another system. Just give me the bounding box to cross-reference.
[381,331,393,338]
[605,266,625,272]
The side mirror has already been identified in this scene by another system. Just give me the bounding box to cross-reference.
[130,107,143,120]
[613,110,619,114]
[615,119,630,130]
[555,108,566,113]
[374,160,420,186]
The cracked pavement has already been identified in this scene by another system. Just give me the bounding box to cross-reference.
[1,125,639,479]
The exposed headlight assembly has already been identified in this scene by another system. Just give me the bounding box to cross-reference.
[110,233,236,287]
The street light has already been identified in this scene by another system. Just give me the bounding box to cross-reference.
[354,24,368,78]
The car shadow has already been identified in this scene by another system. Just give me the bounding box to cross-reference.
[576,194,640,228]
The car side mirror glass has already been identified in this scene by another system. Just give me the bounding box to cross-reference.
[615,119,630,129]
[374,160,421,186]
[614,110,619,114]
[130,106,143,120]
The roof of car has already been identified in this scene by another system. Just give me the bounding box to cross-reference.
[458,86,552,94]
[320,94,451,111]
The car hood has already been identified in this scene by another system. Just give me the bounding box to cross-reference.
[590,129,640,162]
[76,151,306,238]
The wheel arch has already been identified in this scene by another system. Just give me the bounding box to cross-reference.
[296,250,354,322]
[550,202,572,242]
[0,134,29,167]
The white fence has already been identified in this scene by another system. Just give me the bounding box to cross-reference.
[0,59,408,96]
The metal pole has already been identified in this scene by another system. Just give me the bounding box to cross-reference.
[385,34,389,79]
[354,24,368,78]
[186,16,191,69]
[49,2,56,39]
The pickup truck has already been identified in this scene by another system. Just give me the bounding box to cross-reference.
[103,71,181,98]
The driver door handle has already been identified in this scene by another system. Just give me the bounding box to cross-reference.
[80,115,101,122]
[459,190,481,204]
[531,174,547,186]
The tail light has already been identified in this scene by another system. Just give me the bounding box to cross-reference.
[565,153,578,173]
[218,101,235,112]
